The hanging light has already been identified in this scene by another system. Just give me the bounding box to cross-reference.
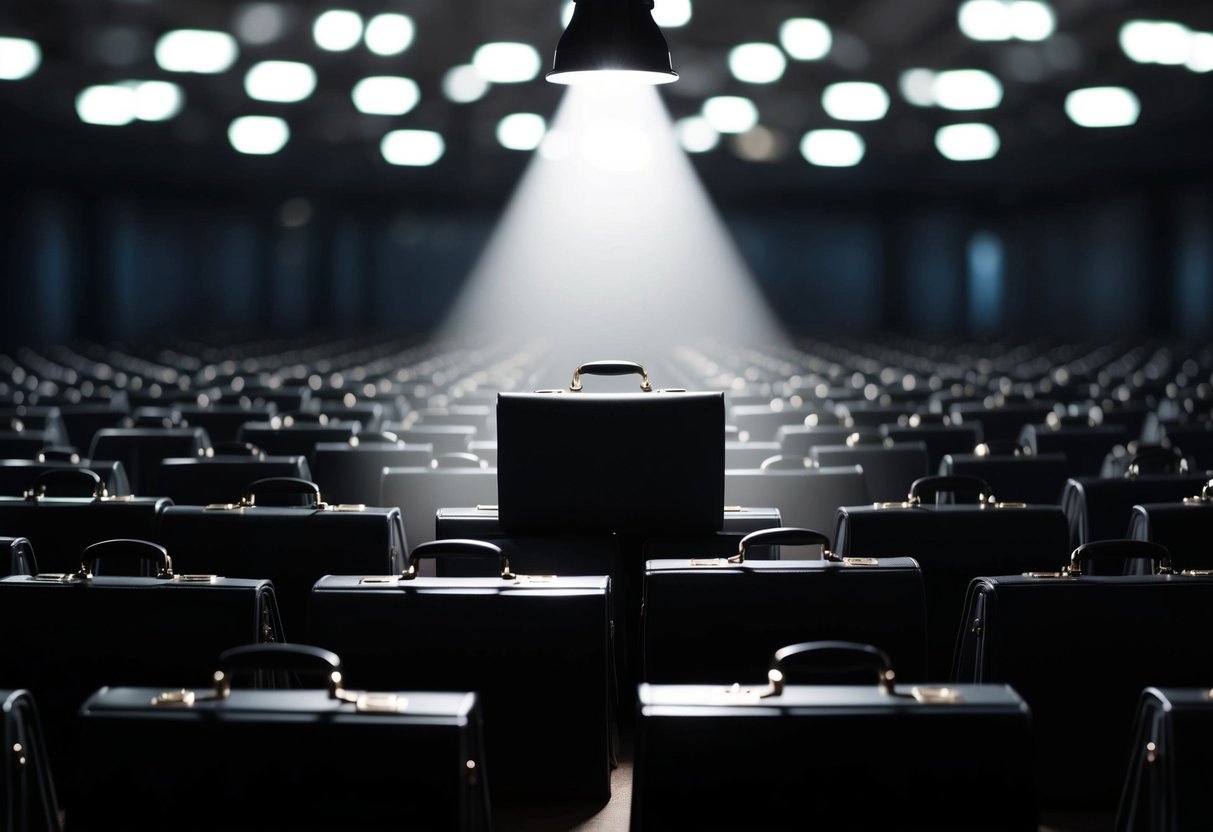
[547,0,677,85]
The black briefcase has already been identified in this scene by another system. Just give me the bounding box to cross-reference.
[0,539,282,805]
[308,539,614,802]
[1061,470,1210,548]
[157,477,406,635]
[1,688,62,832]
[496,360,724,533]
[643,528,927,683]
[835,475,1069,679]
[632,642,1036,831]
[71,644,490,832]
[1117,687,1213,832]
[954,541,1213,810]
[0,470,170,573]
[157,453,311,506]
[310,437,432,506]
[0,454,130,499]
[1126,481,1213,571]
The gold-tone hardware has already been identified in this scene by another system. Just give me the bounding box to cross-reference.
[353,693,408,713]
[513,574,557,583]
[150,689,196,707]
[760,669,785,699]
[12,743,21,753]
[874,501,915,509]
[466,760,479,786]
[1183,483,1213,505]
[1146,741,1158,764]
[359,577,397,585]
[204,503,242,511]
[880,669,896,694]
[474,504,498,511]
[971,618,983,637]
[261,605,274,643]
[1181,570,1213,577]
[569,363,652,393]
[1023,571,1071,579]
[842,557,879,567]
[172,574,218,582]
[95,494,134,502]
[331,504,367,512]
[212,670,230,699]
[985,501,1027,509]
[911,686,964,704]
[690,558,731,568]
[723,506,743,512]
[32,573,83,583]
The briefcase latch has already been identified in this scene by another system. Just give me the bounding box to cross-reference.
[842,557,879,567]
[690,558,730,568]
[150,689,196,707]
[352,693,408,713]
[910,686,965,704]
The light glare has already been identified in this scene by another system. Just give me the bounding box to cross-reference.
[800,129,865,167]
[130,80,184,121]
[676,115,720,153]
[235,4,286,46]
[76,85,137,126]
[443,64,489,103]
[473,42,541,83]
[381,130,445,166]
[780,18,832,61]
[313,10,364,52]
[959,0,1013,41]
[652,0,692,28]
[352,76,420,116]
[0,36,41,80]
[244,61,317,103]
[228,115,290,155]
[935,123,1000,161]
[932,69,1003,111]
[900,68,937,107]
[822,82,889,122]
[155,30,239,74]
[728,43,787,84]
[1009,1,1055,41]
[561,1,575,28]
[1064,86,1140,128]
[702,96,759,134]
[365,14,414,56]
[497,113,547,151]
[1120,20,1193,65]
[1188,32,1213,73]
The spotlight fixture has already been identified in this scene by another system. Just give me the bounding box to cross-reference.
[547,0,677,85]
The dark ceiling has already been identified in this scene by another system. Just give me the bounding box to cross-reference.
[2,0,1213,207]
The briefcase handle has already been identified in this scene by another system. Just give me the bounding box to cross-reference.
[734,527,832,564]
[81,539,174,579]
[1066,540,1172,577]
[402,539,514,580]
[570,360,653,393]
[767,641,895,696]
[908,475,992,506]
[36,446,82,464]
[24,468,108,501]
[242,477,326,509]
[213,644,348,700]
[1125,446,1189,479]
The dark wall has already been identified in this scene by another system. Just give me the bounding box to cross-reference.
[2,181,1211,348]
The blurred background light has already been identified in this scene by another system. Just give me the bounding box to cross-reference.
[1121,20,1192,65]
[472,42,541,83]
[244,61,317,103]
[228,115,290,154]
[780,18,832,61]
[497,113,547,151]
[155,30,239,74]
[381,130,445,166]
[728,43,786,84]
[702,96,759,134]
[1009,1,1056,41]
[561,1,575,29]
[1064,86,1140,128]
[1188,32,1213,73]
[234,4,287,46]
[313,10,364,52]
[936,122,1000,160]
[443,64,489,103]
[128,80,184,121]
[933,69,1004,110]
[822,82,890,121]
[959,0,1013,42]
[900,68,937,107]
[731,125,785,163]
[365,14,415,56]
[652,0,693,28]
[352,76,420,116]
[800,129,865,167]
[675,115,720,153]
[76,85,137,126]
[0,36,41,81]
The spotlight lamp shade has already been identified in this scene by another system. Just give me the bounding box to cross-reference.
[547,0,678,85]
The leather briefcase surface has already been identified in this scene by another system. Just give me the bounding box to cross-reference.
[0,536,37,577]
[0,456,130,499]
[643,528,927,684]
[1127,481,1213,571]
[157,454,310,506]
[0,539,282,806]
[1,688,62,832]
[157,477,406,635]
[308,539,614,802]
[954,541,1213,809]
[0,470,170,573]
[71,644,490,832]
[1061,472,1210,548]
[632,642,1036,831]
[835,475,1069,679]
[1116,687,1213,832]
[496,360,724,534]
